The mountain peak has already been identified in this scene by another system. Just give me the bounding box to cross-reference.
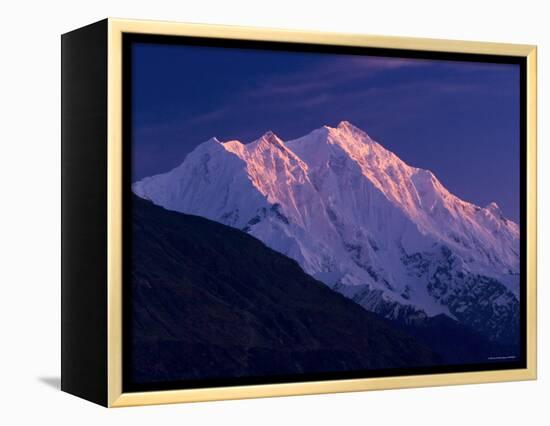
[337,120,357,130]
[259,130,282,142]
[486,202,503,216]
[335,121,369,136]
[188,136,225,157]
[207,136,221,144]
[248,130,287,152]
[333,121,375,145]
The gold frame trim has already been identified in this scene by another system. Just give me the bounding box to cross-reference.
[106,18,537,407]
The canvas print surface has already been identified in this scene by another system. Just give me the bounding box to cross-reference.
[126,38,523,389]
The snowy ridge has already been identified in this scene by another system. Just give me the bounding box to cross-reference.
[133,121,520,343]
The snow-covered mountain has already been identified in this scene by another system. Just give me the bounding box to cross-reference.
[133,121,520,345]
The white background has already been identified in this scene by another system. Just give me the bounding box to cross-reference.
[0,0,546,424]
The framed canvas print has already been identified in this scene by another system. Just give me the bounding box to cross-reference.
[61,18,537,407]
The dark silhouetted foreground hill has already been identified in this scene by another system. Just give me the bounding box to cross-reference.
[130,195,439,384]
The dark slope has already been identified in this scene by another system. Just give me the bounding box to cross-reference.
[130,195,439,384]
[401,314,518,365]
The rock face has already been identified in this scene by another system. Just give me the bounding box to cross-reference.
[133,121,520,348]
[130,195,439,383]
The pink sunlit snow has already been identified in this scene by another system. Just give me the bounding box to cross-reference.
[133,121,519,326]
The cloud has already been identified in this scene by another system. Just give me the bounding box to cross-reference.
[346,55,431,70]
[134,53,517,149]
[248,55,427,100]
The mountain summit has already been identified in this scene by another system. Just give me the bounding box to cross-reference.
[133,122,520,346]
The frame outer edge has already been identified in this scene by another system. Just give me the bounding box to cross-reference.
[107,18,124,407]
[526,46,537,380]
[105,17,538,408]
[61,19,109,406]
[107,17,536,56]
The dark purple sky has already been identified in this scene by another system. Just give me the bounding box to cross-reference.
[131,42,520,222]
